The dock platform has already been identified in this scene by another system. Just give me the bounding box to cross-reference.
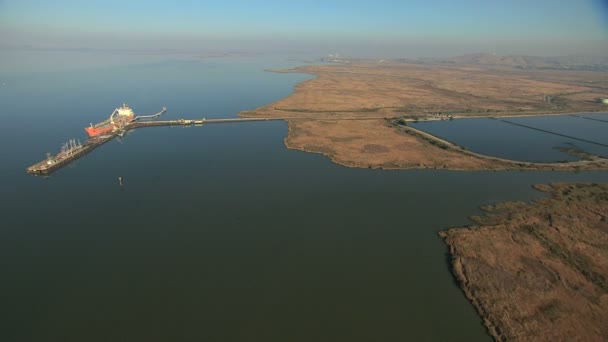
[26,134,118,176]
[26,117,283,176]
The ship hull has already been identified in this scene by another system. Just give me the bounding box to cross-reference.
[85,115,134,138]
[85,124,115,137]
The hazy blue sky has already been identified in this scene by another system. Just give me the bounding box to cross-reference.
[1,0,607,57]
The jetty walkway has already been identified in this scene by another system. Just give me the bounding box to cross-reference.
[26,117,306,175]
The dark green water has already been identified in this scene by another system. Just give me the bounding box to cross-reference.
[2,51,608,341]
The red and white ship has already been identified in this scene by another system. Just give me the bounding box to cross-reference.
[85,104,166,137]
[85,104,135,137]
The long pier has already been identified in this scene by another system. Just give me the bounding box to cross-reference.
[27,111,608,176]
[126,117,282,130]
[26,117,283,176]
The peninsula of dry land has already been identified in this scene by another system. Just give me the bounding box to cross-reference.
[238,58,608,341]
[440,183,608,341]
[240,59,608,171]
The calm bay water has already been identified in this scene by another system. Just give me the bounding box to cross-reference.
[412,114,608,162]
[2,51,608,341]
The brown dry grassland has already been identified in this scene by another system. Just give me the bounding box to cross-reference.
[239,62,608,341]
[240,62,608,171]
[440,183,608,341]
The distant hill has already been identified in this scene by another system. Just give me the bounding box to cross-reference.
[417,53,608,70]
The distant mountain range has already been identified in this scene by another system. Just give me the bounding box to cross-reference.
[414,53,608,70]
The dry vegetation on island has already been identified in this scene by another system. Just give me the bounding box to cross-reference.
[256,62,605,116]
[239,59,608,341]
[440,183,608,341]
[240,60,608,171]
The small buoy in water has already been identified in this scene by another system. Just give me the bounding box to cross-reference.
[118,176,123,187]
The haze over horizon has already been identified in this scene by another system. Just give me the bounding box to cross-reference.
[1,0,607,58]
